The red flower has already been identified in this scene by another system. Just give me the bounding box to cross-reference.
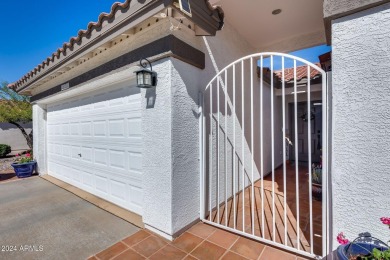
[26,153,31,158]
[337,232,349,245]
[380,217,390,226]
[16,154,20,157]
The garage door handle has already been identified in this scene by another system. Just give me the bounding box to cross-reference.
[78,153,82,157]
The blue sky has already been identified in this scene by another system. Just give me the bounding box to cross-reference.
[0,1,331,83]
[0,0,115,83]
[262,45,331,70]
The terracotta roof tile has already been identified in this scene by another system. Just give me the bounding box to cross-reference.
[274,63,322,82]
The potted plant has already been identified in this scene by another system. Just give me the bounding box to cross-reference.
[11,152,36,178]
[336,218,390,260]
[311,163,322,201]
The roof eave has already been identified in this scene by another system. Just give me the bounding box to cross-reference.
[10,0,224,94]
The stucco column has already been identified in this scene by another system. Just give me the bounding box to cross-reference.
[141,57,203,239]
[141,58,174,239]
[330,3,390,249]
[32,103,47,175]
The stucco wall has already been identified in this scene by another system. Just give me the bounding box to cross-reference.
[141,58,174,236]
[331,3,390,247]
[32,104,47,174]
[0,122,32,152]
[324,0,390,18]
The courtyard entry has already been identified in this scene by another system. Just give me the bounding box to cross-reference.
[199,53,328,258]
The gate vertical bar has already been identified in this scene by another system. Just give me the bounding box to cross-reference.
[260,56,265,238]
[322,71,328,257]
[217,74,221,224]
[199,92,204,219]
[225,71,228,227]
[233,64,237,229]
[241,60,245,232]
[203,93,206,220]
[209,84,213,221]
[271,55,276,242]
[250,57,255,235]
[307,66,313,255]
[282,57,288,245]
[294,60,300,250]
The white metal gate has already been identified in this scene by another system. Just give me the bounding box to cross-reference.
[199,53,328,258]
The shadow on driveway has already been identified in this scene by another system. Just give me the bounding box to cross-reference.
[0,177,139,260]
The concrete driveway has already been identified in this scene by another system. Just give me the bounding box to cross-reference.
[0,177,139,260]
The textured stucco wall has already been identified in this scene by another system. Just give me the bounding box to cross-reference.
[0,122,32,151]
[32,104,47,174]
[332,3,390,247]
[141,58,174,236]
[324,0,390,18]
[170,58,202,234]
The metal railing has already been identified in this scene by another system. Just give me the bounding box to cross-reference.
[199,53,328,258]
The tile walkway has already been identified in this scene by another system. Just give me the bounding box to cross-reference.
[89,222,313,260]
[208,164,323,255]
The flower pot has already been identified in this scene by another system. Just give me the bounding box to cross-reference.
[312,183,322,201]
[337,243,389,260]
[11,161,36,178]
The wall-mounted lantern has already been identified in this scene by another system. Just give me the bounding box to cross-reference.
[135,58,157,88]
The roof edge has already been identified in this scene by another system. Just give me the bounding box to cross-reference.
[8,0,132,91]
[9,0,224,92]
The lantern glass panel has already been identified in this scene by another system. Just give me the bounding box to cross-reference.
[144,72,152,85]
[137,73,144,85]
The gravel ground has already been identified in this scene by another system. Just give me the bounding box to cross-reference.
[0,156,15,171]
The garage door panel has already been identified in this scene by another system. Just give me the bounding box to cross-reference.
[49,147,142,180]
[83,171,94,188]
[47,83,143,215]
[111,179,127,201]
[109,150,126,169]
[129,153,142,172]
[130,186,143,207]
[93,121,107,136]
[108,119,126,137]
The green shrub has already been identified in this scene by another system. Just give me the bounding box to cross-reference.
[0,144,11,157]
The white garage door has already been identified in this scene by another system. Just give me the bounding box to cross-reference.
[47,82,143,215]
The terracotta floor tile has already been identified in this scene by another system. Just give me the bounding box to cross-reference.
[207,165,323,255]
[112,249,145,260]
[207,229,239,249]
[87,256,98,260]
[230,237,265,259]
[191,240,226,260]
[259,246,296,260]
[172,232,204,253]
[221,251,249,260]
[149,245,187,260]
[132,235,168,257]
[96,242,128,260]
[122,230,150,247]
[183,255,198,260]
[187,222,216,239]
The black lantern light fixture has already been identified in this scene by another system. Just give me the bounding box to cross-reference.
[135,58,157,88]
